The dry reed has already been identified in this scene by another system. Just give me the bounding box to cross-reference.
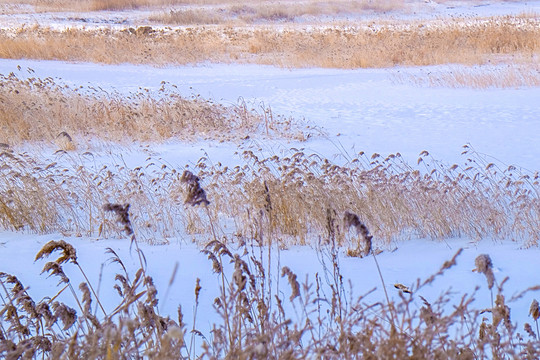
[0,15,538,69]
[0,72,305,146]
[0,144,538,248]
[1,0,413,15]
[199,145,540,247]
[1,227,539,358]
[0,0,183,12]
[149,0,406,25]
[392,62,540,88]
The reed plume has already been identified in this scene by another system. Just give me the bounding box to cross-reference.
[181,170,210,207]
[344,211,372,256]
[474,254,495,290]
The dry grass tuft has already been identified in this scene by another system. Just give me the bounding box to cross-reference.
[89,0,168,11]
[474,254,495,290]
[1,228,540,358]
[54,131,75,151]
[0,144,538,248]
[393,62,540,88]
[0,0,412,15]
[1,236,185,358]
[0,0,183,12]
[197,145,540,247]
[0,15,538,69]
[150,0,406,25]
[150,8,227,25]
[0,73,305,146]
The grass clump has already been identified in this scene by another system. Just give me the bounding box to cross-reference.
[200,146,540,247]
[0,15,538,69]
[0,72,304,146]
[0,222,188,358]
[1,214,540,358]
[0,0,183,12]
[0,145,538,247]
[2,0,408,15]
[149,0,406,25]
[392,62,540,89]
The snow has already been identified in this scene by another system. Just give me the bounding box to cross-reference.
[1,0,540,29]
[1,0,540,349]
[1,229,538,340]
[2,57,539,342]
[2,59,539,169]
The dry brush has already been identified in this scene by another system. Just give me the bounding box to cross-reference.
[0,15,538,69]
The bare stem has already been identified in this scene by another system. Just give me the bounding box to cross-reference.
[371,250,396,328]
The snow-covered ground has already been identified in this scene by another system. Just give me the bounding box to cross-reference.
[1,57,539,339]
[1,0,539,29]
[1,231,538,342]
[1,0,540,349]
[1,59,539,170]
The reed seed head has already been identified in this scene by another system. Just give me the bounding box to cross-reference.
[474,254,495,289]
[35,240,78,265]
[181,170,210,207]
[79,282,92,315]
[474,254,493,274]
[104,203,133,235]
[194,278,201,301]
[530,299,540,321]
[524,322,536,339]
[51,302,77,331]
[40,262,69,285]
[281,266,300,301]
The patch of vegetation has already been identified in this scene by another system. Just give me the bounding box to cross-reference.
[0,15,538,70]
[0,145,538,246]
[0,73,305,145]
[1,207,539,358]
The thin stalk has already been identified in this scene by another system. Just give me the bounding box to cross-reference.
[371,250,396,328]
[76,263,107,316]
[189,278,201,359]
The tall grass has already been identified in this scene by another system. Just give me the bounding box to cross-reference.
[1,15,538,68]
[201,146,540,246]
[0,144,538,247]
[0,0,410,14]
[0,73,305,146]
[1,221,539,358]
[392,62,540,88]
[149,0,406,25]
[0,0,181,12]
